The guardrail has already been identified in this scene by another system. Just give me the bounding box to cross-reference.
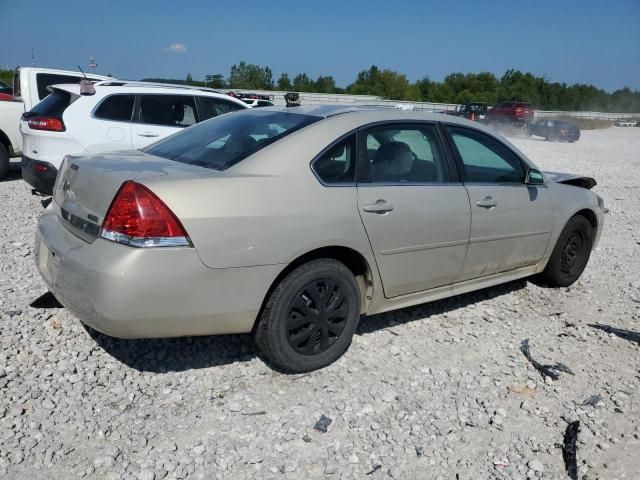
[534,110,640,121]
[224,89,639,120]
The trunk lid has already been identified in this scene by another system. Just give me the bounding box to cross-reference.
[53,150,217,242]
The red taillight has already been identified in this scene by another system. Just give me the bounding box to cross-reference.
[28,117,65,132]
[33,164,49,173]
[0,93,14,101]
[100,181,190,248]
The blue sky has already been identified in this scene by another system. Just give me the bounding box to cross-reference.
[1,0,639,91]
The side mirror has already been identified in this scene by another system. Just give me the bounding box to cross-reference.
[525,168,544,185]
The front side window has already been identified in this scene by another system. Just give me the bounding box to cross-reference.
[94,95,135,122]
[139,95,196,127]
[312,135,356,185]
[361,124,450,184]
[143,110,320,170]
[447,126,524,183]
[197,97,244,121]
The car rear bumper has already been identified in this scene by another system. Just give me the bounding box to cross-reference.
[35,204,282,339]
[22,156,58,195]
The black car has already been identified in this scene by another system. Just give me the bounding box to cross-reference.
[525,119,580,142]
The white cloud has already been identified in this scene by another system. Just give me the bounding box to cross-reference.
[165,43,187,54]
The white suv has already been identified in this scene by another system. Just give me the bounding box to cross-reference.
[20,81,248,194]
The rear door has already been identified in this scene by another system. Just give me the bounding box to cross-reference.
[444,125,554,279]
[131,94,197,148]
[83,94,135,152]
[356,123,471,298]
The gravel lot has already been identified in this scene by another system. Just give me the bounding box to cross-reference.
[1,127,639,480]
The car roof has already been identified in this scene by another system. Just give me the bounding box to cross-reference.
[48,83,246,103]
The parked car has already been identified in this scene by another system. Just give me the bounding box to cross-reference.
[449,102,488,121]
[21,81,248,194]
[35,107,604,372]
[525,119,580,142]
[487,101,534,123]
[242,98,275,108]
[613,119,636,127]
[0,67,110,179]
[0,80,13,99]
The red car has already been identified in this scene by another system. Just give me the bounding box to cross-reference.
[488,101,534,123]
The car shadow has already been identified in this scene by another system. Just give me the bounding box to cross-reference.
[0,162,22,182]
[588,323,640,345]
[355,279,526,336]
[79,279,527,374]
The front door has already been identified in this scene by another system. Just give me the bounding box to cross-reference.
[444,125,554,280]
[356,123,471,298]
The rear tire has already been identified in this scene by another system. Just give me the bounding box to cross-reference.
[0,144,9,180]
[537,215,594,287]
[254,259,361,373]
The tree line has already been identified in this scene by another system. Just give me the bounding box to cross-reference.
[1,63,638,112]
[145,62,639,113]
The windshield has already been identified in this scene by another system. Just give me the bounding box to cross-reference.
[143,110,320,170]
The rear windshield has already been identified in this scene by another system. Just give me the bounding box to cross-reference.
[26,90,72,118]
[143,110,320,170]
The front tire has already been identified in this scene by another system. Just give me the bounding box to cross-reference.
[254,259,361,373]
[538,215,594,287]
[0,144,9,180]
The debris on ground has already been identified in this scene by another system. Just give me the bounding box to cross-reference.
[314,414,333,433]
[366,464,382,475]
[520,338,575,380]
[582,395,603,407]
[563,421,580,480]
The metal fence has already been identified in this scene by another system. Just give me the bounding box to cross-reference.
[225,89,639,120]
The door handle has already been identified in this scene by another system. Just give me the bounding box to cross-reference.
[476,196,497,208]
[138,132,159,138]
[363,200,394,214]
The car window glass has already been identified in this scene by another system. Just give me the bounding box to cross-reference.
[35,73,102,101]
[312,135,356,185]
[197,97,244,121]
[447,126,524,183]
[28,90,71,117]
[362,125,449,184]
[143,110,320,170]
[139,95,196,127]
[94,95,135,122]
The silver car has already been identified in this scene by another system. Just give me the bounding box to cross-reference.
[35,106,605,372]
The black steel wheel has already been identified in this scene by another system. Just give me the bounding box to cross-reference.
[537,215,594,287]
[254,259,360,373]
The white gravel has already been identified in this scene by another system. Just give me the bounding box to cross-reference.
[1,127,639,480]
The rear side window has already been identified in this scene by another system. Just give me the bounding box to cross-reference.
[28,90,72,117]
[94,95,135,122]
[143,110,320,170]
[312,135,356,185]
[36,73,102,101]
[139,95,197,127]
[197,97,244,121]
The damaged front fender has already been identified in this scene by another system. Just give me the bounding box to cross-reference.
[543,171,597,190]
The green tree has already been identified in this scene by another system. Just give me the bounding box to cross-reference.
[313,76,337,93]
[228,61,274,89]
[277,73,292,90]
[292,73,314,92]
[205,73,226,88]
